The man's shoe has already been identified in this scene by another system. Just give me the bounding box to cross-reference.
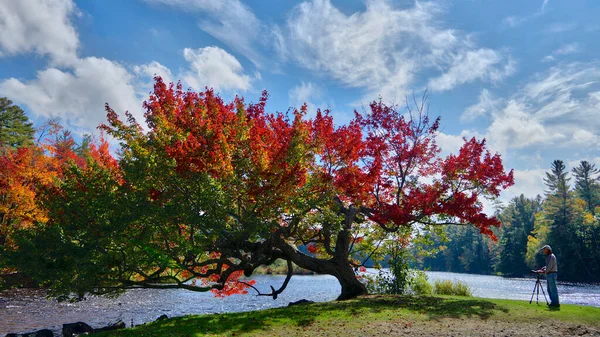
[548,303,560,308]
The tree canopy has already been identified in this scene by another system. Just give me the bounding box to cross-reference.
[2,79,514,300]
[0,98,35,149]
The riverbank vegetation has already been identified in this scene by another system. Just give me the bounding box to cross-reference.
[96,295,600,337]
[412,159,600,282]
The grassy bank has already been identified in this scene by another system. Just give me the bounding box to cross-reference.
[98,295,600,336]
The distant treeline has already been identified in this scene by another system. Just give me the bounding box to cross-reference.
[411,160,600,283]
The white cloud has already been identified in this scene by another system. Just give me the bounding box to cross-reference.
[180,47,253,92]
[545,22,577,33]
[282,0,513,102]
[0,0,79,66]
[289,81,323,112]
[471,62,600,154]
[554,43,580,55]
[542,0,550,11]
[541,43,581,62]
[436,132,466,157]
[429,50,515,92]
[0,57,141,132]
[502,169,547,200]
[571,129,599,145]
[145,0,270,67]
[501,0,548,29]
[144,0,512,101]
[486,100,563,153]
[462,89,503,122]
[133,61,174,86]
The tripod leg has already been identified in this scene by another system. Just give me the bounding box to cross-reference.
[529,281,537,304]
[536,280,540,304]
[540,280,549,305]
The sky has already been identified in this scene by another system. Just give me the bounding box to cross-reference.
[0,0,599,206]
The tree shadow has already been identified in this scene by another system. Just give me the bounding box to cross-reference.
[101,295,509,336]
[360,295,509,321]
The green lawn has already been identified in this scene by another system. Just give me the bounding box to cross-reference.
[98,295,600,336]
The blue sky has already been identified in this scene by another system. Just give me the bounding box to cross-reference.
[0,0,599,205]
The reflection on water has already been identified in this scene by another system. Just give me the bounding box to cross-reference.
[0,275,339,335]
[1,271,599,335]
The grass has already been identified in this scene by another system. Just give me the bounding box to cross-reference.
[433,279,472,296]
[96,295,600,337]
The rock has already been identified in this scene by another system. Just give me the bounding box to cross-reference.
[6,329,54,337]
[62,322,93,337]
[94,320,126,333]
[288,299,314,306]
[155,314,169,321]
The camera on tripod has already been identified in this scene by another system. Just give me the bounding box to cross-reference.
[529,270,548,305]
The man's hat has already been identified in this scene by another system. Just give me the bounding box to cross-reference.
[540,245,552,251]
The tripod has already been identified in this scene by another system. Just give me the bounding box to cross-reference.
[529,272,549,305]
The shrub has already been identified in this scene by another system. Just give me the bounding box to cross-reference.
[433,279,472,296]
[409,270,432,295]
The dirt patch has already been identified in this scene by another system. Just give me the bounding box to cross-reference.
[283,317,600,336]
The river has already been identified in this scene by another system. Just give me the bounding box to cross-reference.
[1,271,599,335]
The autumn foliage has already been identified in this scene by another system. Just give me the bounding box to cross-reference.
[1,78,513,300]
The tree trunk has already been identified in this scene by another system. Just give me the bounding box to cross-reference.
[334,262,367,300]
[274,237,367,300]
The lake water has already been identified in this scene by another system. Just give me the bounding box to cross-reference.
[1,271,599,335]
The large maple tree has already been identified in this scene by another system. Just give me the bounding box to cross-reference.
[5,78,513,300]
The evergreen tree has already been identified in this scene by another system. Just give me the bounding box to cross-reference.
[496,195,542,276]
[0,98,35,149]
[543,160,587,280]
[572,161,600,213]
[572,161,600,278]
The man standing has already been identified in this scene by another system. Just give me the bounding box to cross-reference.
[536,245,559,308]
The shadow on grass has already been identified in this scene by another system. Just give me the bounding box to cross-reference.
[102,295,508,336]
[363,295,509,320]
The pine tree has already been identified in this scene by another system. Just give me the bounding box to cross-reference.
[572,161,600,213]
[572,161,600,279]
[543,160,591,280]
[496,195,541,276]
[0,98,35,149]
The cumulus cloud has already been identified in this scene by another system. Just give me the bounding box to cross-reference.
[133,61,174,86]
[0,43,258,133]
[486,100,562,153]
[180,47,254,92]
[0,0,79,65]
[0,57,141,132]
[502,169,547,200]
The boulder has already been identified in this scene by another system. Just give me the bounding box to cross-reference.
[155,314,169,322]
[288,299,314,306]
[62,322,93,337]
[6,329,54,337]
[94,320,126,333]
